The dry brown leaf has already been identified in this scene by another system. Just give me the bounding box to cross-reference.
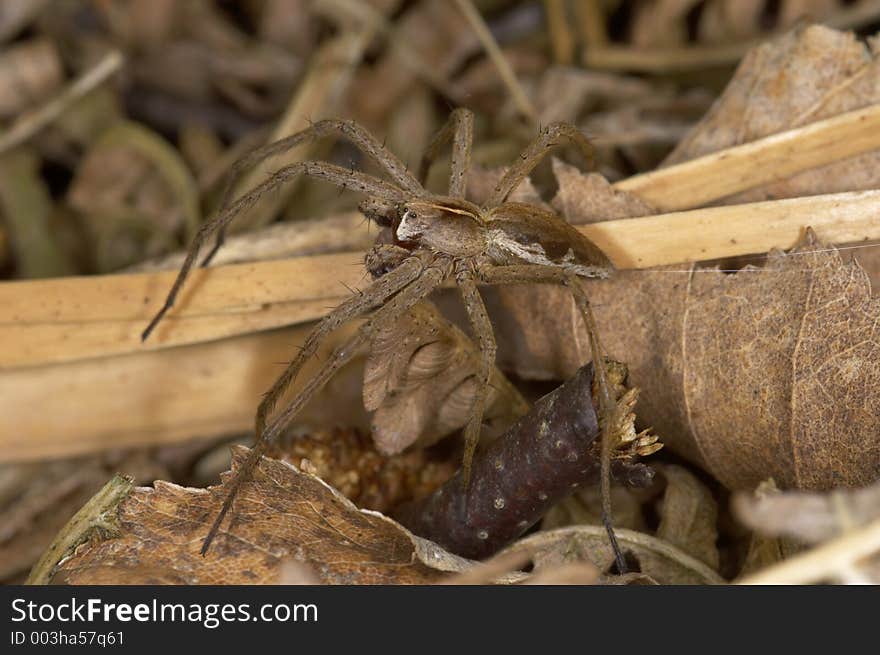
[656,23,880,287]
[52,447,461,585]
[552,160,656,222]
[665,24,880,204]
[485,167,880,491]
[465,164,546,208]
[365,302,528,454]
[655,464,719,570]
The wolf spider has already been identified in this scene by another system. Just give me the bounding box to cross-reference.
[142,108,627,567]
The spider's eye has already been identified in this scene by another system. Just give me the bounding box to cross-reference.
[406,210,417,220]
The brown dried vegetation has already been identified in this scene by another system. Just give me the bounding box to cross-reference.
[1,1,879,585]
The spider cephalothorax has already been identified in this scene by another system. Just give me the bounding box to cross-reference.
[141,108,626,566]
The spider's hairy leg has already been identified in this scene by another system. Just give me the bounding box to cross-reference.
[417,108,474,198]
[485,123,595,209]
[475,263,627,573]
[455,262,497,490]
[201,119,426,268]
[565,273,628,575]
[141,161,405,342]
[253,256,427,441]
[201,256,451,555]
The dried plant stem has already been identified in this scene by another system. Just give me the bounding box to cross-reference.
[0,323,364,462]
[453,0,537,123]
[5,189,880,368]
[737,519,880,585]
[583,1,880,72]
[0,252,365,367]
[584,188,880,269]
[544,0,575,65]
[584,41,750,73]
[128,211,372,273]
[616,104,880,211]
[25,474,133,585]
[0,49,124,154]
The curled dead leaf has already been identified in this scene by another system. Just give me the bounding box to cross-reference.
[541,462,720,572]
[365,302,529,454]
[501,526,725,585]
[655,464,719,570]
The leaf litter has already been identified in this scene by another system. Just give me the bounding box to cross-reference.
[2,4,880,585]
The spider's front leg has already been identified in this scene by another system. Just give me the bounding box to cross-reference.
[201,253,451,554]
[141,162,405,341]
[486,122,595,209]
[202,118,426,268]
[475,263,628,572]
[418,107,474,198]
[454,261,497,488]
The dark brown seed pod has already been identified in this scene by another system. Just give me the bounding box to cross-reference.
[394,361,660,560]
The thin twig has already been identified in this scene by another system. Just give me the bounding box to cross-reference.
[0,50,124,155]
[453,0,537,123]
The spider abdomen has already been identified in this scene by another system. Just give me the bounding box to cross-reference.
[485,202,613,277]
